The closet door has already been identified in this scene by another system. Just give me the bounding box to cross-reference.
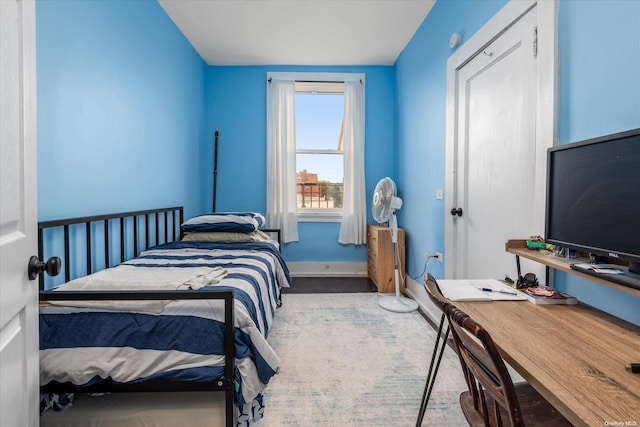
[445,1,556,281]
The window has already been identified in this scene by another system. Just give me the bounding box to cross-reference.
[267,72,366,243]
[295,82,344,220]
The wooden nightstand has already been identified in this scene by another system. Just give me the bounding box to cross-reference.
[367,224,406,293]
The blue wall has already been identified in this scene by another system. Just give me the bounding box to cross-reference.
[553,0,640,324]
[395,0,640,325]
[205,66,395,262]
[558,0,640,143]
[37,0,207,221]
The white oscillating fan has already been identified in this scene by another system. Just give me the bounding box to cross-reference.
[372,177,418,313]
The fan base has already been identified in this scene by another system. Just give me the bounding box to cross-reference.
[378,295,418,313]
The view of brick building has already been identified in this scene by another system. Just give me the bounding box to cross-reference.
[296,169,342,208]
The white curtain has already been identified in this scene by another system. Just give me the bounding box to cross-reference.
[266,79,299,242]
[339,80,367,245]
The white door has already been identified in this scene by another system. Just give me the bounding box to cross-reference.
[445,1,556,281]
[0,1,39,426]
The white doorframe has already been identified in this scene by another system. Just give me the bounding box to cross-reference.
[444,0,558,278]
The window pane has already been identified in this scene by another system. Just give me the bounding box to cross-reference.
[296,153,343,209]
[295,94,344,151]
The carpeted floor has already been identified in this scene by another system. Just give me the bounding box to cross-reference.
[258,293,468,426]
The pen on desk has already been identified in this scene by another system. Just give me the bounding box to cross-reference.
[480,287,518,296]
[626,363,640,374]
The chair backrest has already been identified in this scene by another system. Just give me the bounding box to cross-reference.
[424,273,450,311]
[445,305,525,427]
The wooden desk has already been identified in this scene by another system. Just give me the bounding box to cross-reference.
[453,300,640,427]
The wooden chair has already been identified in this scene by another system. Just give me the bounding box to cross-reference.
[416,274,452,426]
[423,273,450,311]
[445,305,572,427]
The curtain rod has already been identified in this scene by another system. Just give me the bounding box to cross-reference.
[267,78,362,84]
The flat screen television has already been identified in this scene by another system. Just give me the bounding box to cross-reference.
[545,128,640,290]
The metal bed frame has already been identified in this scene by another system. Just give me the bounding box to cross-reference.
[38,207,239,427]
[37,206,184,289]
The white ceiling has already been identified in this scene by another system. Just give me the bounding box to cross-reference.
[158,0,436,66]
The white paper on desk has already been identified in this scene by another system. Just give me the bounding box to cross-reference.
[438,279,527,301]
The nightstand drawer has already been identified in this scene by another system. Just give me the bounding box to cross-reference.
[366,224,405,293]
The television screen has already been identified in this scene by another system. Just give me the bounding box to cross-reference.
[545,128,640,287]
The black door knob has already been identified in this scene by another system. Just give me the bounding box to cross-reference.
[27,256,61,280]
[450,207,463,217]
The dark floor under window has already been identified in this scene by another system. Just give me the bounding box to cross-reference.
[283,277,376,293]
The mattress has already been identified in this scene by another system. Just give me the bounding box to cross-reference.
[40,240,290,426]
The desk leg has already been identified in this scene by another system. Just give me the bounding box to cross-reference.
[416,312,450,426]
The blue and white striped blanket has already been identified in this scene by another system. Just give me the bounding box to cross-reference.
[40,241,290,426]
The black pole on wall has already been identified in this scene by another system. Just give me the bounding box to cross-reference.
[213,129,219,212]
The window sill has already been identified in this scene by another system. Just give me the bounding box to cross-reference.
[297,211,342,223]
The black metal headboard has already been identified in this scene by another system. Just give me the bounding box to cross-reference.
[38,206,183,290]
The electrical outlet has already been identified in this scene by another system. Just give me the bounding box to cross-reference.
[435,252,443,262]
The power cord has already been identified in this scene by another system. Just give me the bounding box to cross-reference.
[410,253,437,281]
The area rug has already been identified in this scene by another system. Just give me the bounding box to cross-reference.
[258,293,468,426]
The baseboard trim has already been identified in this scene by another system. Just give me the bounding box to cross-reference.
[287,262,368,278]
[405,275,442,325]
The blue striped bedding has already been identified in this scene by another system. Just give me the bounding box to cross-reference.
[40,240,290,426]
[181,212,266,233]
